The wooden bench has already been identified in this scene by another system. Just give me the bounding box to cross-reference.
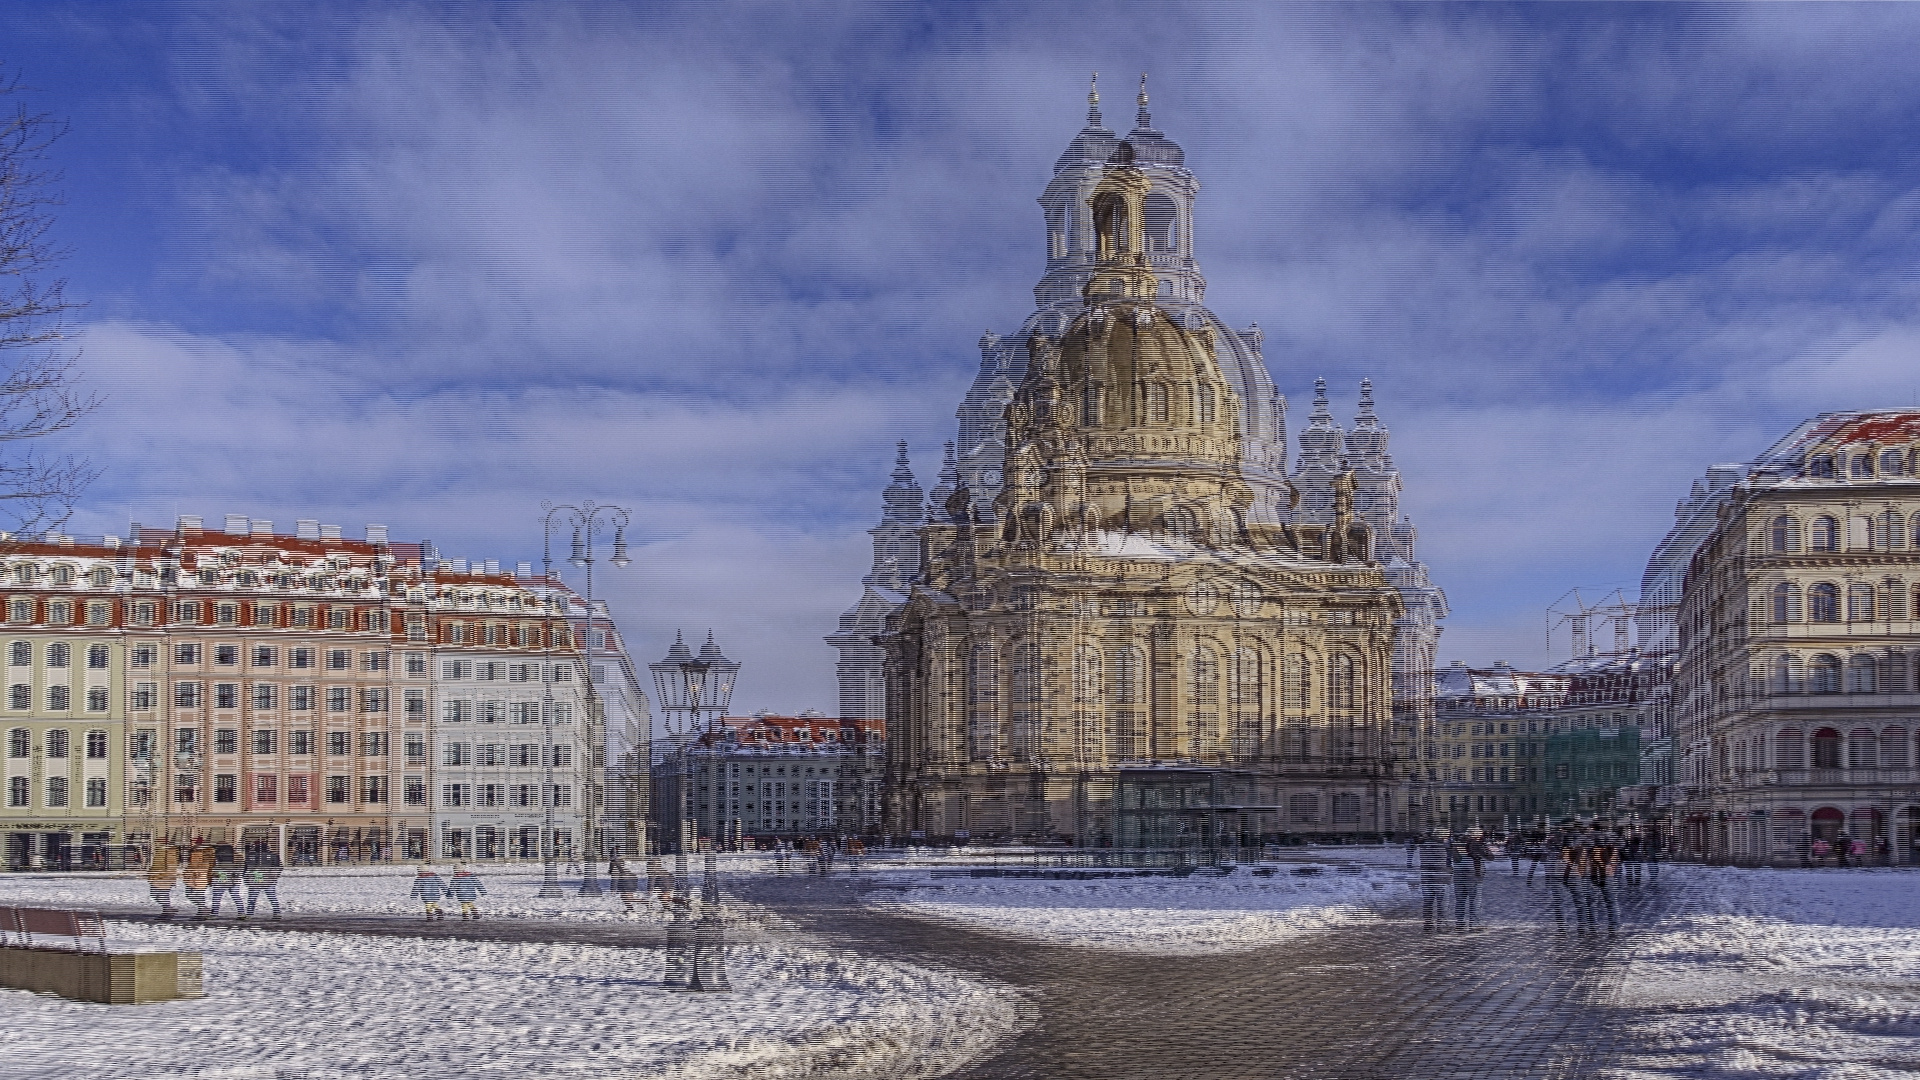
[0,906,201,1003]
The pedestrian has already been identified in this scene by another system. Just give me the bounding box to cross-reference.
[1621,831,1644,890]
[184,840,215,919]
[1417,831,1451,932]
[145,843,180,919]
[1586,826,1620,932]
[447,864,487,919]
[410,865,449,919]
[1554,830,1587,929]
[1509,833,1523,876]
[610,858,641,913]
[1448,827,1487,930]
[848,838,866,870]
[1835,832,1852,869]
[1876,834,1892,867]
[645,854,668,897]
[1811,837,1831,867]
[243,843,284,920]
[208,850,245,918]
[1849,835,1867,867]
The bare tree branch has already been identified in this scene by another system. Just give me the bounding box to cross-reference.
[0,65,98,537]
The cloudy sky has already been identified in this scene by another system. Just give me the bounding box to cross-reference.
[7,3,1920,713]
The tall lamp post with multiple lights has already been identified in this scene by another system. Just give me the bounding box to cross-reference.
[538,500,631,899]
[650,631,737,991]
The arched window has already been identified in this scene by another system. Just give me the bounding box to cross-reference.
[1809,583,1840,622]
[1810,517,1839,552]
[1072,645,1102,762]
[1190,644,1220,756]
[1886,510,1908,550]
[1848,583,1878,622]
[1145,383,1169,425]
[1852,453,1875,478]
[1771,582,1801,623]
[1809,654,1842,693]
[5,641,26,667]
[1092,193,1130,261]
[5,728,25,758]
[1808,455,1835,478]
[1847,654,1877,693]
[1009,642,1040,760]
[1232,646,1266,760]
[1282,652,1309,711]
[1045,205,1066,259]
[1107,644,1146,760]
[1849,727,1878,769]
[1082,382,1103,428]
[1884,449,1908,476]
[1881,726,1910,769]
[1849,516,1877,551]
[1775,728,1805,768]
[1328,654,1356,712]
[967,643,1000,761]
[1812,727,1843,768]
[1885,579,1910,623]
[1774,653,1803,693]
[1770,515,1801,553]
[1142,192,1178,252]
[1195,383,1217,426]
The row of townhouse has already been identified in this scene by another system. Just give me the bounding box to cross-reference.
[652,713,885,848]
[0,513,645,869]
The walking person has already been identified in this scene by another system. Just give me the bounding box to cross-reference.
[447,865,487,919]
[184,841,215,919]
[1622,830,1644,889]
[1586,826,1621,932]
[610,858,641,913]
[1417,831,1451,932]
[1554,831,1587,930]
[145,843,180,919]
[1811,837,1832,867]
[410,865,449,920]
[1448,827,1487,930]
[1509,833,1523,876]
[207,850,245,919]
[242,843,284,920]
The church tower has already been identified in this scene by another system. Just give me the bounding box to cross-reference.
[825,442,924,721]
[881,99,1403,846]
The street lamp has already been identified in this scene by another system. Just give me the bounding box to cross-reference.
[539,500,632,898]
[650,630,738,992]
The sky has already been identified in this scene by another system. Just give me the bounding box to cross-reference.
[6,2,1920,714]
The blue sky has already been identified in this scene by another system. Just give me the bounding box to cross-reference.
[8,2,1920,712]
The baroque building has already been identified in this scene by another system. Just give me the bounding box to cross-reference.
[1669,411,1920,866]
[878,107,1404,846]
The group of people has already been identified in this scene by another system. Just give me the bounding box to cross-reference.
[1412,826,1494,931]
[407,865,489,919]
[1409,822,1656,934]
[145,840,284,920]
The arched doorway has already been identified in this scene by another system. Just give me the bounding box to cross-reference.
[1811,806,1844,863]
[1904,806,1920,866]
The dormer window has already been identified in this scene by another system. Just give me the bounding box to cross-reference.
[1882,449,1907,476]
[1809,455,1835,478]
[1852,453,1875,478]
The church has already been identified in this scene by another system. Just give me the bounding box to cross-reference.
[829,78,1443,844]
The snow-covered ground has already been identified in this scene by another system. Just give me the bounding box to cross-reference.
[867,861,1409,955]
[1603,866,1920,1078]
[0,869,1026,1079]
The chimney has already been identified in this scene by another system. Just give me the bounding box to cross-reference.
[296,520,320,541]
[319,524,342,541]
[177,515,203,538]
[451,559,468,573]
[250,520,273,537]
[365,524,389,544]
[516,562,532,578]
[224,514,250,535]
[484,559,499,576]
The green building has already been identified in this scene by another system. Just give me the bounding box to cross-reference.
[1526,726,1640,822]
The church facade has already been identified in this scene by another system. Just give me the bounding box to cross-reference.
[862,81,1412,845]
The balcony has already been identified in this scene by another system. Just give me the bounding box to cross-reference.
[1741,768,1918,789]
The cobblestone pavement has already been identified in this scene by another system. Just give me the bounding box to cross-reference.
[731,861,1691,1080]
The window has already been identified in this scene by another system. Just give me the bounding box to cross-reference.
[214,728,238,755]
[175,728,198,755]
[326,775,350,803]
[362,651,389,672]
[404,776,425,805]
[1771,582,1801,623]
[213,774,237,803]
[442,660,471,680]
[47,642,69,668]
[553,702,572,723]
[549,783,572,808]
[253,684,277,710]
[326,687,350,712]
[405,734,425,762]
[405,689,425,717]
[478,699,502,724]
[1810,654,1842,694]
[215,603,238,626]
[289,648,313,669]
[6,776,24,806]
[252,604,278,627]
[175,643,201,665]
[551,745,572,768]
[1813,727,1843,768]
[173,602,201,625]
[363,731,388,757]
[1809,583,1840,623]
[1145,383,1169,425]
[511,701,539,724]
[5,641,24,667]
[326,731,350,757]
[510,783,536,807]
[214,683,239,709]
[131,682,156,710]
[443,742,471,766]
[254,775,277,804]
[1848,655,1878,694]
[405,652,427,676]
[442,699,472,724]
[1810,516,1839,552]
[510,744,537,767]
[252,646,277,668]
[252,730,276,755]
[131,645,155,669]
[360,688,388,713]
[290,686,313,711]
[292,606,313,628]
[1195,383,1217,426]
[289,729,312,756]
[46,601,70,625]
[87,644,108,669]
[45,776,67,807]
[363,775,387,803]
[1769,515,1800,553]
[326,649,350,671]
[86,687,106,712]
[45,729,67,757]
[328,608,349,631]
[1851,453,1875,478]
[85,729,106,758]
[85,777,106,808]
[131,602,155,627]
[46,685,69,711]
[1849,583,1877,622]
[442,783,471,807]
[474,742,501,767]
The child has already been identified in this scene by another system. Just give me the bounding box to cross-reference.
[410,865,449,919]
[145,844,180,919]
[446,865,487,919]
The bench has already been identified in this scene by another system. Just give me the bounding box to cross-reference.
[0,906,201,1003]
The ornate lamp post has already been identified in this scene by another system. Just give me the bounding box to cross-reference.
[539,500,632,898]
[650,631,738,991]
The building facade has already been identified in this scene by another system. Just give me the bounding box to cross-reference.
[1672,411,1920,865]
[1427,662,1568,833]
[652,714,885,846]
[881,118,1402,846]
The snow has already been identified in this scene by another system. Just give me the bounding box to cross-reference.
[0,872,1025,1079]
[867,859,1407,954]
[1602,866,1920,1079]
